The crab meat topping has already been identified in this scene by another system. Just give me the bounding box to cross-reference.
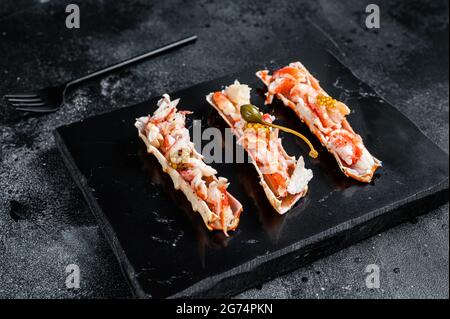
[258,62,380,174]
[212,82,313,198]
[136,94,235,234]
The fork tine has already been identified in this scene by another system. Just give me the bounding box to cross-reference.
[7,97,43,103]
[4,93,39,98]
[14,105,55,113]
[11,102,46,107]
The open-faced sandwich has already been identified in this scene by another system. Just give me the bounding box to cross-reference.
[257,62,381,183]
[207,81,313,214]
[135,94,243,235]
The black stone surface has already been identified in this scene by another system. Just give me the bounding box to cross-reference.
[0,0,448,298]
[55,50,448,298]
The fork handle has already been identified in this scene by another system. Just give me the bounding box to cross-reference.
[65,35,197,88]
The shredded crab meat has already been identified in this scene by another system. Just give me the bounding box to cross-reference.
[287,157,313,195]
[258,63,379,176]
[211,81,312,198]
[136,94,236,235]
[225,81,251,106]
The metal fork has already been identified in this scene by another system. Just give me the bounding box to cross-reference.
[4,35,197,113]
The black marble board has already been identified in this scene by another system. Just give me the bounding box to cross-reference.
[54,49,449,298]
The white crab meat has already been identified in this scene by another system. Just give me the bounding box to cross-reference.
[191,170,208,199]
[152,94,179,122]
[335,144,354,166]
[225,81,251,106]
[184,157,217,176]
[352,147,375,174]
[287,156,313,195]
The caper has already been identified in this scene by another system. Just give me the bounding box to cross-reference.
[240,104,265,124]
[240,103,318,159]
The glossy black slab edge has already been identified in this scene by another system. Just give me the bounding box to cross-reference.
[53,131,150,298]
[190,191,450,298]
[171,181,449,298]
[54,124,449,298]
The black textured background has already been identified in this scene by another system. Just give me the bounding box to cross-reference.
[0,0,448,298]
